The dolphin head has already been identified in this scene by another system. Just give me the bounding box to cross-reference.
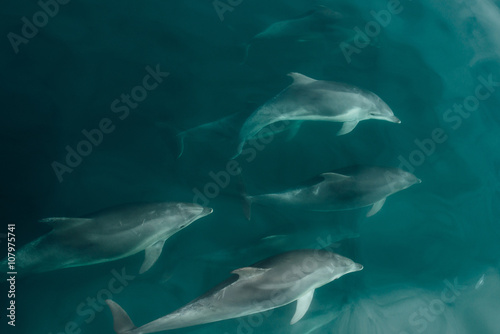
[300,250,362,284]
[326,253,363,281]
[143,203,213,235]
[383,168,422,192]
[170,203,213,231]
[365,96,400,124]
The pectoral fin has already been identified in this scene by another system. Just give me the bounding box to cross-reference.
[367,198,386,217]
[291,289,315,325]
[140,239,166,274]
[337,121,358,136]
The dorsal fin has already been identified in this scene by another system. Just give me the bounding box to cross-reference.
[39,217,93,229]
[320,172,351,182]
[288,73,316,85]
[231,267,270,279]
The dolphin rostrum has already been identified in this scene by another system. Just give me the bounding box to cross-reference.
[243,166,420,219]
[2,202,212,275]
[106,249,363,333]
[233,73,400,158]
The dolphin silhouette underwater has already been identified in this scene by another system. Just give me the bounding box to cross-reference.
[232,73,400,158]
[242,166,421,219]
[242,6,345,63]
[106,249,363,333]
[156,111,247,158]
[0,202,212,275]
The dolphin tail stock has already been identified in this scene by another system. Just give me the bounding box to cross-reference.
[155,122,187,159]
[106,300,140,334]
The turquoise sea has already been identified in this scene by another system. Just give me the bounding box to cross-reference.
[1,0,500,333]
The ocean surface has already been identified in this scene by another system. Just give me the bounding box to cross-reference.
[1,0,500,333]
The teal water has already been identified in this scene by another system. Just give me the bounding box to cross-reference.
[1,0,500,333]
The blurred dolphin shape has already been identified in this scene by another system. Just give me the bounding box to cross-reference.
[242,6,344,63]
[191,231,360,265]
[106,249,363,333]
[156,112,247,158]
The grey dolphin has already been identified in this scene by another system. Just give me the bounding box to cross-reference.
[242,6,344,63]
[233,73,400,158]
[106,249,362,333]
[243,166,420,219]
[1,202,212,275]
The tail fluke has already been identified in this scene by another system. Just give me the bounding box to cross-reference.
[240,43,251,65]
[106,300,137,334]
[231,141,245,159]
[237,177,253,220]
[243,196,253,221]
[175,132,187,158]
[155,122,187,159]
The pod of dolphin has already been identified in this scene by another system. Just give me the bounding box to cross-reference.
[3,7,423,334]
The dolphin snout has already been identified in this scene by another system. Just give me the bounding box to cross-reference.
[202,207,214,216]
[353,263,363,272]
[390,115,401,124]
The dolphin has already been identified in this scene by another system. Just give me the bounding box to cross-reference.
[232,73,400,158]
[106,249,363,333]
[242,166,420,219]
[242,6,344,63]
[0,202,212,275]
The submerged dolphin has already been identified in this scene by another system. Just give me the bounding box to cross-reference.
[242,6,344,63]
[156,112,247,158]
[233,73,400,158]
[243,166,420,219]
[106,249,363,333]
[1,202,212,275]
